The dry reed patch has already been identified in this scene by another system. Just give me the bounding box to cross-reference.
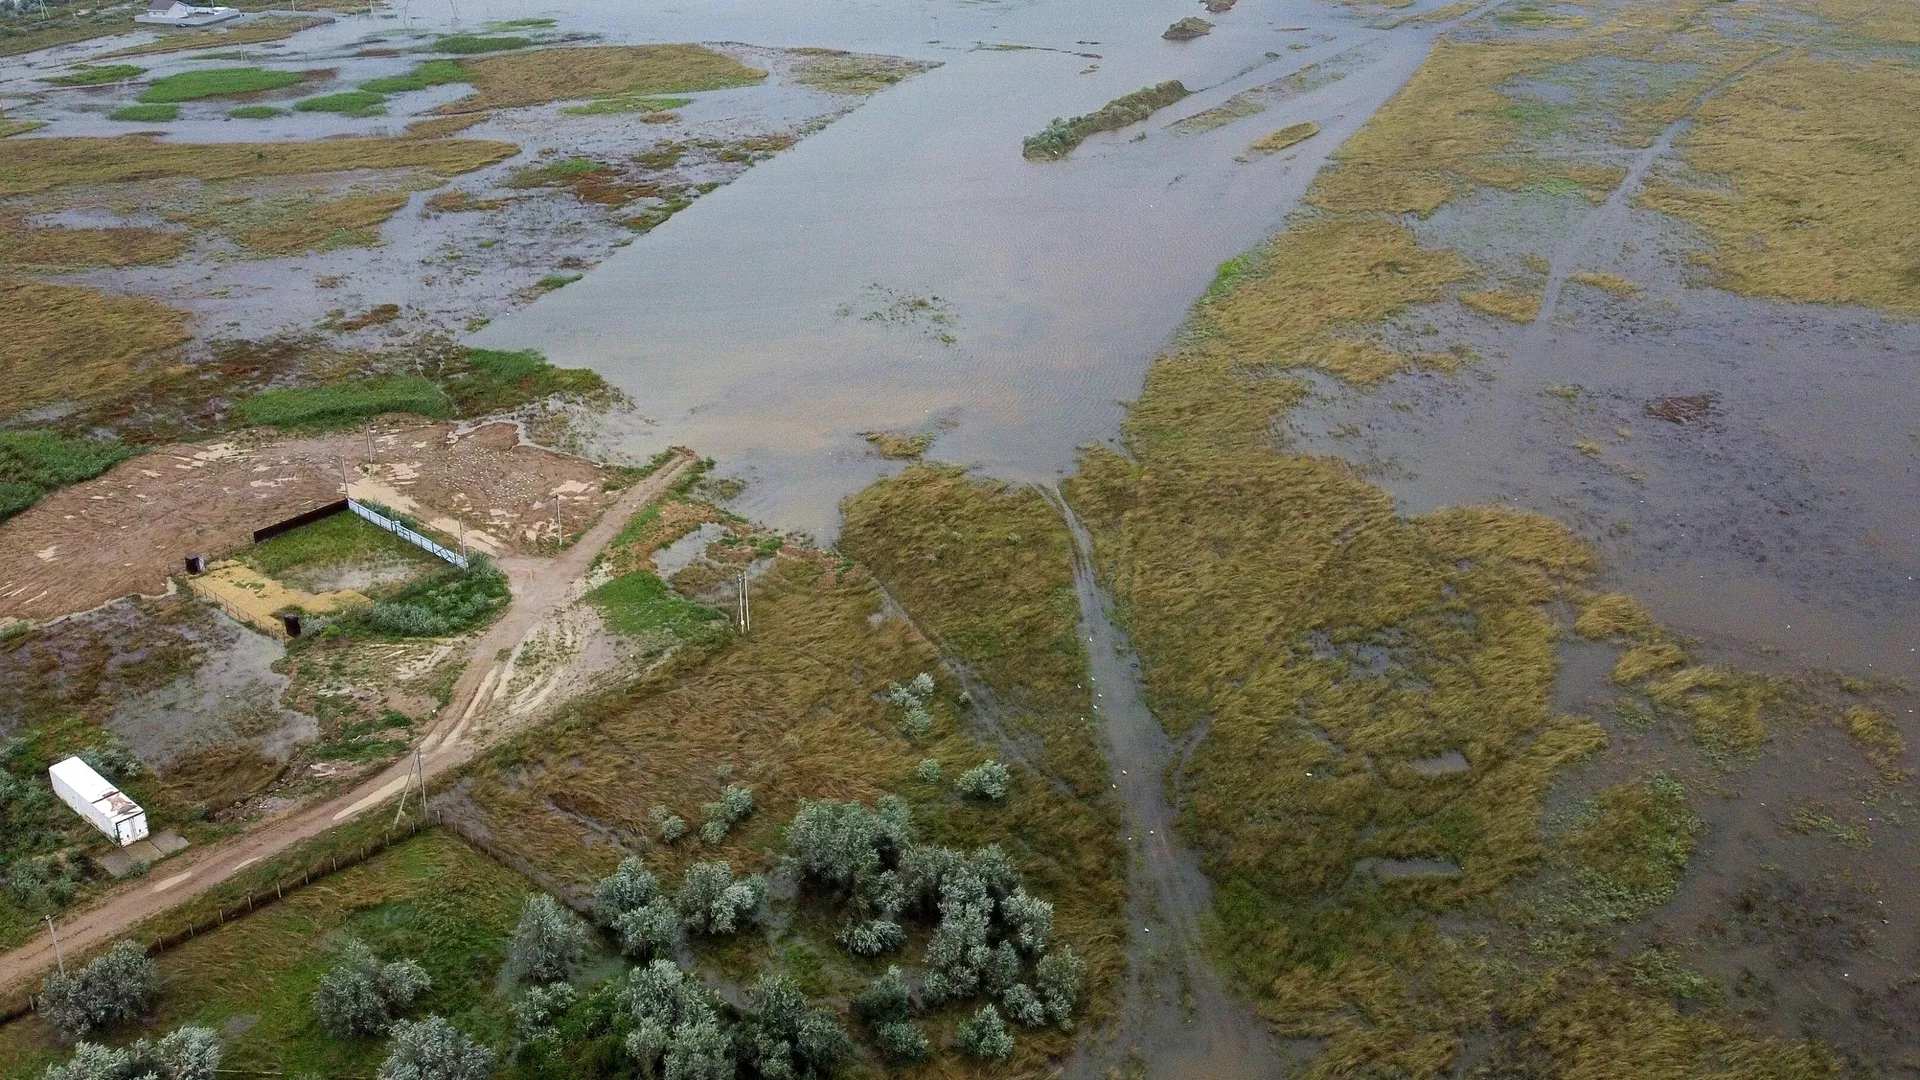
[1460,287,1542,323]
[858,430,931,459]
[1639,54,1920,314]
[840,464,1109,800]
[788,48,934,95]
[458,553,1126,1074]
[1187,216,1471,385]
[1839,704,1907,783]
[1573,592,1657,641]
[217,190,412,256]
[0,278,191,413]
[0,220,188,269]
[1250,120,1319,154]
[0,136,517,198]
[442,44,765,112]
[100,14,327,58]
[1569,269,1642,296]
[404,112,490,138]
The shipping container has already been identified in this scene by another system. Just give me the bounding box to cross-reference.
[49,756,149,847]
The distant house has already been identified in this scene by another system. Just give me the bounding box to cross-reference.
[134,0,241,27]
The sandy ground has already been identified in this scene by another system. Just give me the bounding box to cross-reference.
[0,453,693,999]
[0,420,619,623]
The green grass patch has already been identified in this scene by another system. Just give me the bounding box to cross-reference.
[40,63,144,86]
[432,33,533,54]
[536,272,582,290]
[227,104,286,119]
[1022,80,1191,160]
[344,558,511,638]
[359,58,469,93]
[107,102,177,122]
[237,376,453,430]
[588,569,727,640]
[0,429,133,521]
[440,347,613,415]
[240,510,440,581]
[484,17,555,30]
[0,832,530,1080]
[561,94,692,116]
[505,155,600,187]
[137,66,305,103]
[293,89,388,117]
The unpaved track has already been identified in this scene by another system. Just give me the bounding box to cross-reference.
[0,455,692,996]
[1054,494,1285,1080]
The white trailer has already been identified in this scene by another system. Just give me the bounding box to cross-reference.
[49,757,149,847]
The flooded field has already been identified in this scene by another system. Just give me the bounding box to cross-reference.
[4,0,1918,1076]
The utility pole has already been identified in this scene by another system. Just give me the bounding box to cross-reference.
[45,917,63,976]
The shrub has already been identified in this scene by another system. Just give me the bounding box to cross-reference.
[619,961,733,1078]
[854,971,929,1063]
[875,1021,929,1065]
[854,967,912,1026]
[311,939,431,1038]
[615,899,683,960]
[43,1026,220,1080]
[378,1016,493,1080]
[886,672,935,736]
[512,983,575,1044]
[741,974,849,1080]
[955,760,1010,801]
[357,557,510,638]
[1021,80,1191,160]
[784,797,913,895]
[39,941,157,1039]
[238,376,452,429]
[1035,945,1086,1029]
[1000,888,1053,954]
[914,758,941,782]
[676,861,764,936]
[700,783,754,843]
[507,894,588,983]
[955,1003,1014,1060]
[836,918,904,957]
[594,857,660,922]
[650,805,688,843]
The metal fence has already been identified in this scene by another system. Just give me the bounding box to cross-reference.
[347,499,468,569]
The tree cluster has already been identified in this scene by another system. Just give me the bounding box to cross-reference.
[39,941,157,1040]
[311,938,432,1039]
[42,1026,220,1080]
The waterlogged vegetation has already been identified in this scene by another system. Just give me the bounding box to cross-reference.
[39,63,144,86]
[238,375,453,429]
[232,349,613,432]
[293,90,389,117]
[136,66,306,104]
[440,44,766,112]
[106,103,177,123]
[1249,119,1319,155]
[1021,80,1190,160]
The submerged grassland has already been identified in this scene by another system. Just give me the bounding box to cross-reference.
[835,0,1918,1075]
[840,464,1109,802]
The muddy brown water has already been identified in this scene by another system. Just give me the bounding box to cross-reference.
[475,0,1483,538]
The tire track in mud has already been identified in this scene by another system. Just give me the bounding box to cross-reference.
[1051,490,1285,1080]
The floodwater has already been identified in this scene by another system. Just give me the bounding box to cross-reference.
[474,0,1482,540]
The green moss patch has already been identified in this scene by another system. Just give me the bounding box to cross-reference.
[137,66,305,103]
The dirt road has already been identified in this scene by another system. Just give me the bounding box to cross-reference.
[0,454,692,997]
